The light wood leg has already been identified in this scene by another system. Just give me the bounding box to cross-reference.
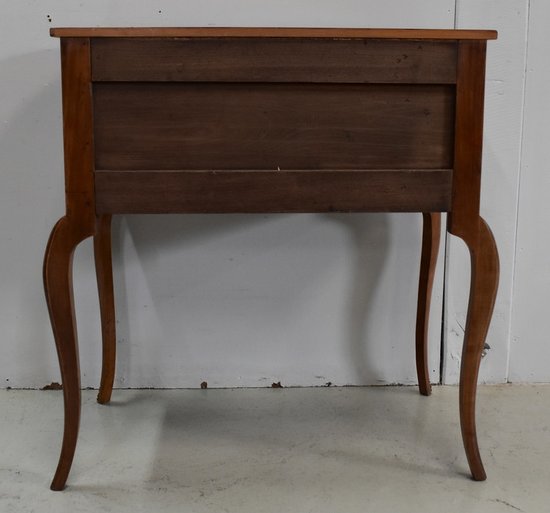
[44,216,92,491]
[94,215,116,405]
[415,212,441,396]
[454,216,499,481]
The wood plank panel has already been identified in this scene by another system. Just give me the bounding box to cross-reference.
[93,83,455,171]
[51,27,498,40]
[91,38,457,84]
[94,169,453,214]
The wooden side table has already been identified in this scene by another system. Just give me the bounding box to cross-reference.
[44,27,499,490]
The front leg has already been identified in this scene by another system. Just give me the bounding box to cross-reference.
[452,216,499,481]
[43,216,93,491]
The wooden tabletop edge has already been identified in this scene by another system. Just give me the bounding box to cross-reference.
[49,27,498,40]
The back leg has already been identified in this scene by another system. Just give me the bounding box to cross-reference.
[94,215,116,404]
[415,213,441,396]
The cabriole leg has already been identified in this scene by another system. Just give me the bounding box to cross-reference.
[452,217,499,481]
[44,216,92,491]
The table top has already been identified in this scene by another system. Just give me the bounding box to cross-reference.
[50,27,498,40]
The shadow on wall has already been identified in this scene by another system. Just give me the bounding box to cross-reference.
[111,212,391,387]
[329,213,391,383]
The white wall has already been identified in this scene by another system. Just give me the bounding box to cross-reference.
[0,1,544,388]
[509,0,550,382]
[443,0,529,384]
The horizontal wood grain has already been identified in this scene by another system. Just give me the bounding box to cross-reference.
[91,38,457,84]
[50,27,498,40]
[94,169,453,214]
[93,83,455,171]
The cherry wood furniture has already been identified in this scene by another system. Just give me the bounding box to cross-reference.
[45,27,499,490]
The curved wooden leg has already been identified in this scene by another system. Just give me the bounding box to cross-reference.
[44,216,92,491]
[455,217,499,481]
[416,213,441,396]
[94,215,116,405]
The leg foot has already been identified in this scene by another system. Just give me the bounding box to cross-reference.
[455,217,499,481]
[44,217,92,491]
[94,215,116,405]
[415,213,441,396]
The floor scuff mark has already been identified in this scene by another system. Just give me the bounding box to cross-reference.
[490,498,523,512]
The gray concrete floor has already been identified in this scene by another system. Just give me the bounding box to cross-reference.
[0,385,549,513]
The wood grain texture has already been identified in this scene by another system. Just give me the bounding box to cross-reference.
[94,215,116,405]
[44,218,92,491]
[50,27,498,40]
[93,83,455,171]
[448,41,486,239]
[455,217,499,481]
[61,38,95,226]
[46,38,96,492]
[94,169,452,214]
[91,38,457,84]
[416,212,441,396]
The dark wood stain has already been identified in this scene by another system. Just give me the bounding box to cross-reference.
[94,169,453,214]
[416,212,441,396]
[91,38,457,84]
[94,215,116,405]
[449,41,487,239]
[93,83,455,171]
